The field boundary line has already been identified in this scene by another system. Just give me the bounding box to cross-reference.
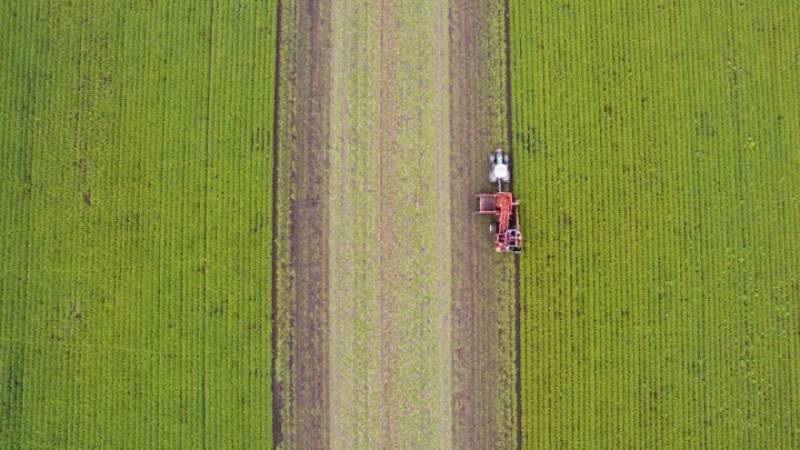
[271,0,283,446]
[502,0,523,448]
[201,0,216,448]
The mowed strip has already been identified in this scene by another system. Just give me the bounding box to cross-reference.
[449,0,517,448]
[377,0,453,446]
[328,1,382,448]
[0,1,277,448]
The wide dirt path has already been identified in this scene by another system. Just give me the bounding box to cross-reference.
[327,1,382,447]
[275,1,516,448]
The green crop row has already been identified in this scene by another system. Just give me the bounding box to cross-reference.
[0,1,278,447]
[510,1,800,448]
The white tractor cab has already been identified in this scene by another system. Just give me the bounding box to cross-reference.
[489,148,510,191]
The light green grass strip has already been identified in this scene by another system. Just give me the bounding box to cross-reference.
[327,0,382,448]
[389,0,453,447]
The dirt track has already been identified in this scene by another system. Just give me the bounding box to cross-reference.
[449,0,518,448]
[377,1,454,447]
[275,1,516,447]
[273,0,332,448]
[327,1,383,447]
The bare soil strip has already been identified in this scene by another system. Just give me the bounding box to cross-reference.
[274,0,333,448]
[277,1,515,448]
[327,0,455,446]
[449,0,518,448]
[290,0,332,445]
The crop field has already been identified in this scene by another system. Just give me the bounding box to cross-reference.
[511,1,800,448]
[0,1,277,448]
[272,0,516,447]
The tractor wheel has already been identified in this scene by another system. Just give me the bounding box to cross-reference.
[489,223,496,234]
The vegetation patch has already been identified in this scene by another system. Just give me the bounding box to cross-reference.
[510,2,800,448]
[0,1,278,447]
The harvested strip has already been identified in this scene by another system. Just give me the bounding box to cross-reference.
[449,0,517,448]
[378,0,453,447]
[327,1,383,447]
[273,0,332,448]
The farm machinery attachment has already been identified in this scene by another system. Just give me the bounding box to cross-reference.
[476,149,522,254]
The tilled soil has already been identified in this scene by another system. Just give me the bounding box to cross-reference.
[274,0,332,448]
[449,0,518,448]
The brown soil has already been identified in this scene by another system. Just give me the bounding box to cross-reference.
[286,0,332,448]
[449,0,517,448]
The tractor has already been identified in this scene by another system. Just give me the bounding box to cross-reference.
[476,149,522,254]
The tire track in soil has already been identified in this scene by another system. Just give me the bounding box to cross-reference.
[281,0,333,448]
[450,0,517,448]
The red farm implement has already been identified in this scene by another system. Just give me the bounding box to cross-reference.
[476,149,522,254]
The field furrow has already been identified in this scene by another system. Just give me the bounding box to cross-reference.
[449,0,518,448]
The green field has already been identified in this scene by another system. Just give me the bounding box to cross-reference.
[511,1,800,448]
[3,1,800,449]
[0,1,277,447]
